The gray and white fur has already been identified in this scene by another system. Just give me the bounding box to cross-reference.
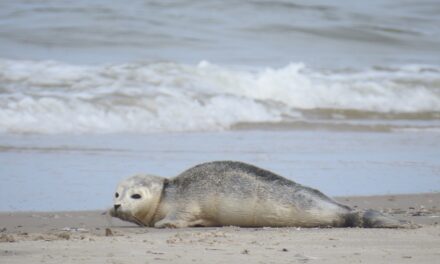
[110,161,410,228]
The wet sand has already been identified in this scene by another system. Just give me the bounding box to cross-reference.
[1,193,439,263]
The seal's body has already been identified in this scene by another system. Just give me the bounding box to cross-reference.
[111,161,407,228]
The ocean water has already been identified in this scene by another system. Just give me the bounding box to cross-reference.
[1,131,439,211]
[1,0,440,66]
[1,60,440,134]
[0,0,439,211]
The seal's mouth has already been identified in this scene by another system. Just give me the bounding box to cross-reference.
[108,207,146,227]
[109,207,116,217]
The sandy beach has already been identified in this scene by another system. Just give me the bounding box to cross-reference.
[1,193,439,264]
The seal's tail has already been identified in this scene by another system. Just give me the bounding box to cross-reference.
[345,209,417,228]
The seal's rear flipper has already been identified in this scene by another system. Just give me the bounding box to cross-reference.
[361,209,418,228]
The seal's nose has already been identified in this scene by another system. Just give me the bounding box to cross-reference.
[114,204,121,211]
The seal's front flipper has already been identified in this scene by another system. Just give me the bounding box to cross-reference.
[154,218,190,228]
[154,217,216,228]
[362,209,417,228]
[153,210,197,228]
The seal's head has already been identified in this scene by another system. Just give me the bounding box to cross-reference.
[110,174,165,226]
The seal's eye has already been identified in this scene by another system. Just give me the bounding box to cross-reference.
[115,192,119,198]
[131,194,142,199]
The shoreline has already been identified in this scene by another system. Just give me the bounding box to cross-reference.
[2,131,439,211]
[1,193,439,263]
[1,193,439,234]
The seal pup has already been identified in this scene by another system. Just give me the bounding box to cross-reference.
[110,161,410,228]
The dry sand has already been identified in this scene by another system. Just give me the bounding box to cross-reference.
[1,193,439,263]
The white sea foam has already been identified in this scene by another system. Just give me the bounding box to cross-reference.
[0,59,439,134]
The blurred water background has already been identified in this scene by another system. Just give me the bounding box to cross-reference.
[0,0,439,211]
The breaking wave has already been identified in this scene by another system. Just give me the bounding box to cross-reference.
[1,59,439,134]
